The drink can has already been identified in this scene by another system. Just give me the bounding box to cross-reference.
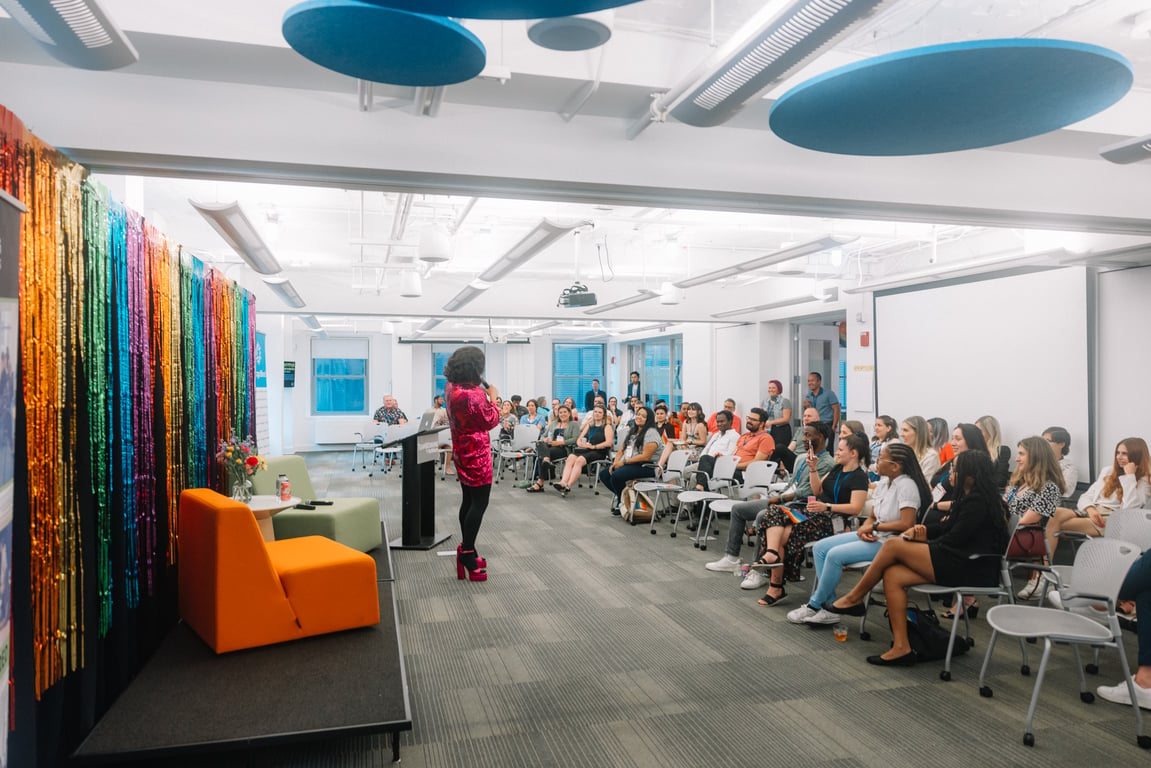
[279,476,291,502]
[739,564,751,580]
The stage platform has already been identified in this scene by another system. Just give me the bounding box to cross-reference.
[73,530,410,764]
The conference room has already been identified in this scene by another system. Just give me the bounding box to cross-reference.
[3,0,1151,765]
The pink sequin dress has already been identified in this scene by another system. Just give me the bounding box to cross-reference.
[445,382,500,487]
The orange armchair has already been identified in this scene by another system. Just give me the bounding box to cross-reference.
[178,488,380,653]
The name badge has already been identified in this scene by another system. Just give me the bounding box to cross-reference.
[932,484,946,502]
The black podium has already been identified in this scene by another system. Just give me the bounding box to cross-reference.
[387,425,452,550]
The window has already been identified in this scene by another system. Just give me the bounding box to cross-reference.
[432,344,462,401]
[553,343,604,406]
[312,338,369,414]
[625,335,683,409]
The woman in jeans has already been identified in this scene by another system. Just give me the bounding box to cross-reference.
[443,346,500,582]
[787,442,931,625]
[599,406,663,514]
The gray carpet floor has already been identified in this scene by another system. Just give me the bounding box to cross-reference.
[171,451,1149,767]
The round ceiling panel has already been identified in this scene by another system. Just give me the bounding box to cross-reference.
[359,0,641,20]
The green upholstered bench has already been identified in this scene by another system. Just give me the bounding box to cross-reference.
[253,455,383,552]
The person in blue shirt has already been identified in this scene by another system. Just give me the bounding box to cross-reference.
[802,372,840,432]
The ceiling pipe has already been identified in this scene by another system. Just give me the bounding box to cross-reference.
[383,193,413,264]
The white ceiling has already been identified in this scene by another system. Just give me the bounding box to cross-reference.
[3,0,1151,341]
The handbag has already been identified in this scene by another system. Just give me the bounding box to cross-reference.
[891,605,966,662]
[1006,525,1047,560]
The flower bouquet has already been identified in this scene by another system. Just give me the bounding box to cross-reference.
[217,433,266,502]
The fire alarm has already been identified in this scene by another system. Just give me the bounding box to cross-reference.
[860,331,870,347]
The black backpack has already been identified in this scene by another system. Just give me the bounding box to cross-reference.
[889,605,967,662]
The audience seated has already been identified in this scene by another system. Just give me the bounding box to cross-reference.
[1096,548,1151,709]
[1043,437,1151,570]
[498,400,519,442]
[526,404,579,493]
[788,442,931,625]
[652,402,677,442]
[840,420,867,440]
[1001,436,1066,600]
[520,398,548,429]
[658,402,707,468]
[607,396,622,427]
[977,415,1011,490]
[825,450,1009,666]
[554,403,613,495]
[901,416,940,482]
[599,406,663,515]
[690,409,739,489]
[373,394,407,425]
[1042,426,1079,494]
[707,398,742,433]
[869,415,898,480]
[924,423,988,523]
[752,431,869,607]
[929,417,953,465]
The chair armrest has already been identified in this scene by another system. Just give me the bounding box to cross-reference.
[1053,531,1089,543]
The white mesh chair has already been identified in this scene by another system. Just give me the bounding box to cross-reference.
[633,450,692,534]
[691,456,742,548]
[495,424,539,483]
[351,421,383,472]
[976,537,1148,749]
[737,460,778,499]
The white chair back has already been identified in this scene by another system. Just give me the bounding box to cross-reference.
[664,449,691,477]
[1070,537,1142,602]
[712,454,740,483]
[1105,508,1151,552]
[741,460,778,490]
[509,424,541,451]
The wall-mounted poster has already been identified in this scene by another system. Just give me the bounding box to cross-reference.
[0,187,25,768]
[255,331,266,388]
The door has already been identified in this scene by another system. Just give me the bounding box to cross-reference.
[796,323,841,422]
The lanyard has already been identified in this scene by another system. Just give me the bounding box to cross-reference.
[833,468,856,502]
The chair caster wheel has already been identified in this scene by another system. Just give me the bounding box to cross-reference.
[1026,637,1037,644]
[979,686,993,698]
[1138,735,1151,749]
[650,529,657,535]
[700,545,708,551]
[940,670,951,681]
[693,542,699,548]
[1023,733,1035,747]
[670,532,677,538]
[860,632,871,641]
[594,491,600,495]
[967,637,975,648]
[1021,665,1031,676]
[1081,691,1095,704]
[1086,663,1099,675]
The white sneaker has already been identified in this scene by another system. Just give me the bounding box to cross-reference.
[786,603,818,624]
[1017,573,1041,601]
[804,608,844,626]
[740,570,768,589]
[1046,590,1063,609]
[1097,679,1151,710]
[705,554,742,573]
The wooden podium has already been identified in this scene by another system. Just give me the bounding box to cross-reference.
[387,425,452,550]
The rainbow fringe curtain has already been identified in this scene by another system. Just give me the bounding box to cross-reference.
[0,106,257,698]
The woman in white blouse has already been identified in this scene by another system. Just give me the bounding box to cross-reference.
[1044,437,1151,558]
[900,416,940,481]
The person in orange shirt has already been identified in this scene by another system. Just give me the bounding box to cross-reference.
[729,407,775,482]
[708,398,742,434]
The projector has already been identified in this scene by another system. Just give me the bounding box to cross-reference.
[557,282,597,308]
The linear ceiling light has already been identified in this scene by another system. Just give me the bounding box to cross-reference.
[418,318,443,332]
[300,315,323,331]
[476,218,592,283]
[0,0,139,70]
[511,320,561,335]
[583,288,659,315]
[628,0,891,137]
[711,287,839,318]
[674,235,852,288]
[621,322,673,335]
[841,249,1067,294]
[1099,133,1151,164]
[190,200,282,275]
[442,281,490,312]
[264,278,305,308]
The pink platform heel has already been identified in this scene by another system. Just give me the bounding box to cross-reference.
[456,548,488,582]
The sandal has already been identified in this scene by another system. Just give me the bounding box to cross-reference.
[526,484,545,493]
[749,549,782,572]
[941,599,979,621]
[757,582,787,606]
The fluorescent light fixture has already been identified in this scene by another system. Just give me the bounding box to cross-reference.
[190,200,282,275]
[628,0,891,137]
[674,236,851,288]
[583,289,659,315]
[300,315,323,330]
[842,249,1066,294]
[418,318,443,332]
[264,278,305,308]
[0,0,139,70]
[1099,133,1151,164]
[511,320,561,336]
[476,218,592,283]
[621,322,672,335]
[442,281,490,312]
[711,287,839,318]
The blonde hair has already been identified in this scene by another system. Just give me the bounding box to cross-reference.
[902,416,933,461]
[976,415,1002,458]
[1009,436,1067,496]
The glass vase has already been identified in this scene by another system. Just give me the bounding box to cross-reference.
[231,477,253,503]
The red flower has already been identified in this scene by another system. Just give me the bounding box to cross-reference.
[245,456,259,468]
[241,445,250,453]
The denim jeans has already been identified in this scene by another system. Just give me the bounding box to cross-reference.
[726,499,769,557]
[1119,550,1151,667]
[598,463,656,499]
[807,532,882,609]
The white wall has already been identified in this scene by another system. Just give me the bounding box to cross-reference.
[844,291,876,423]
[1097,265,1151,475]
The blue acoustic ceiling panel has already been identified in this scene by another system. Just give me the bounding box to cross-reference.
[283,0,486,86]
[360,0,641,20]
[769,39,1133,156]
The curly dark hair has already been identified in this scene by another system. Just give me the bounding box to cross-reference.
[443,346,485,385]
